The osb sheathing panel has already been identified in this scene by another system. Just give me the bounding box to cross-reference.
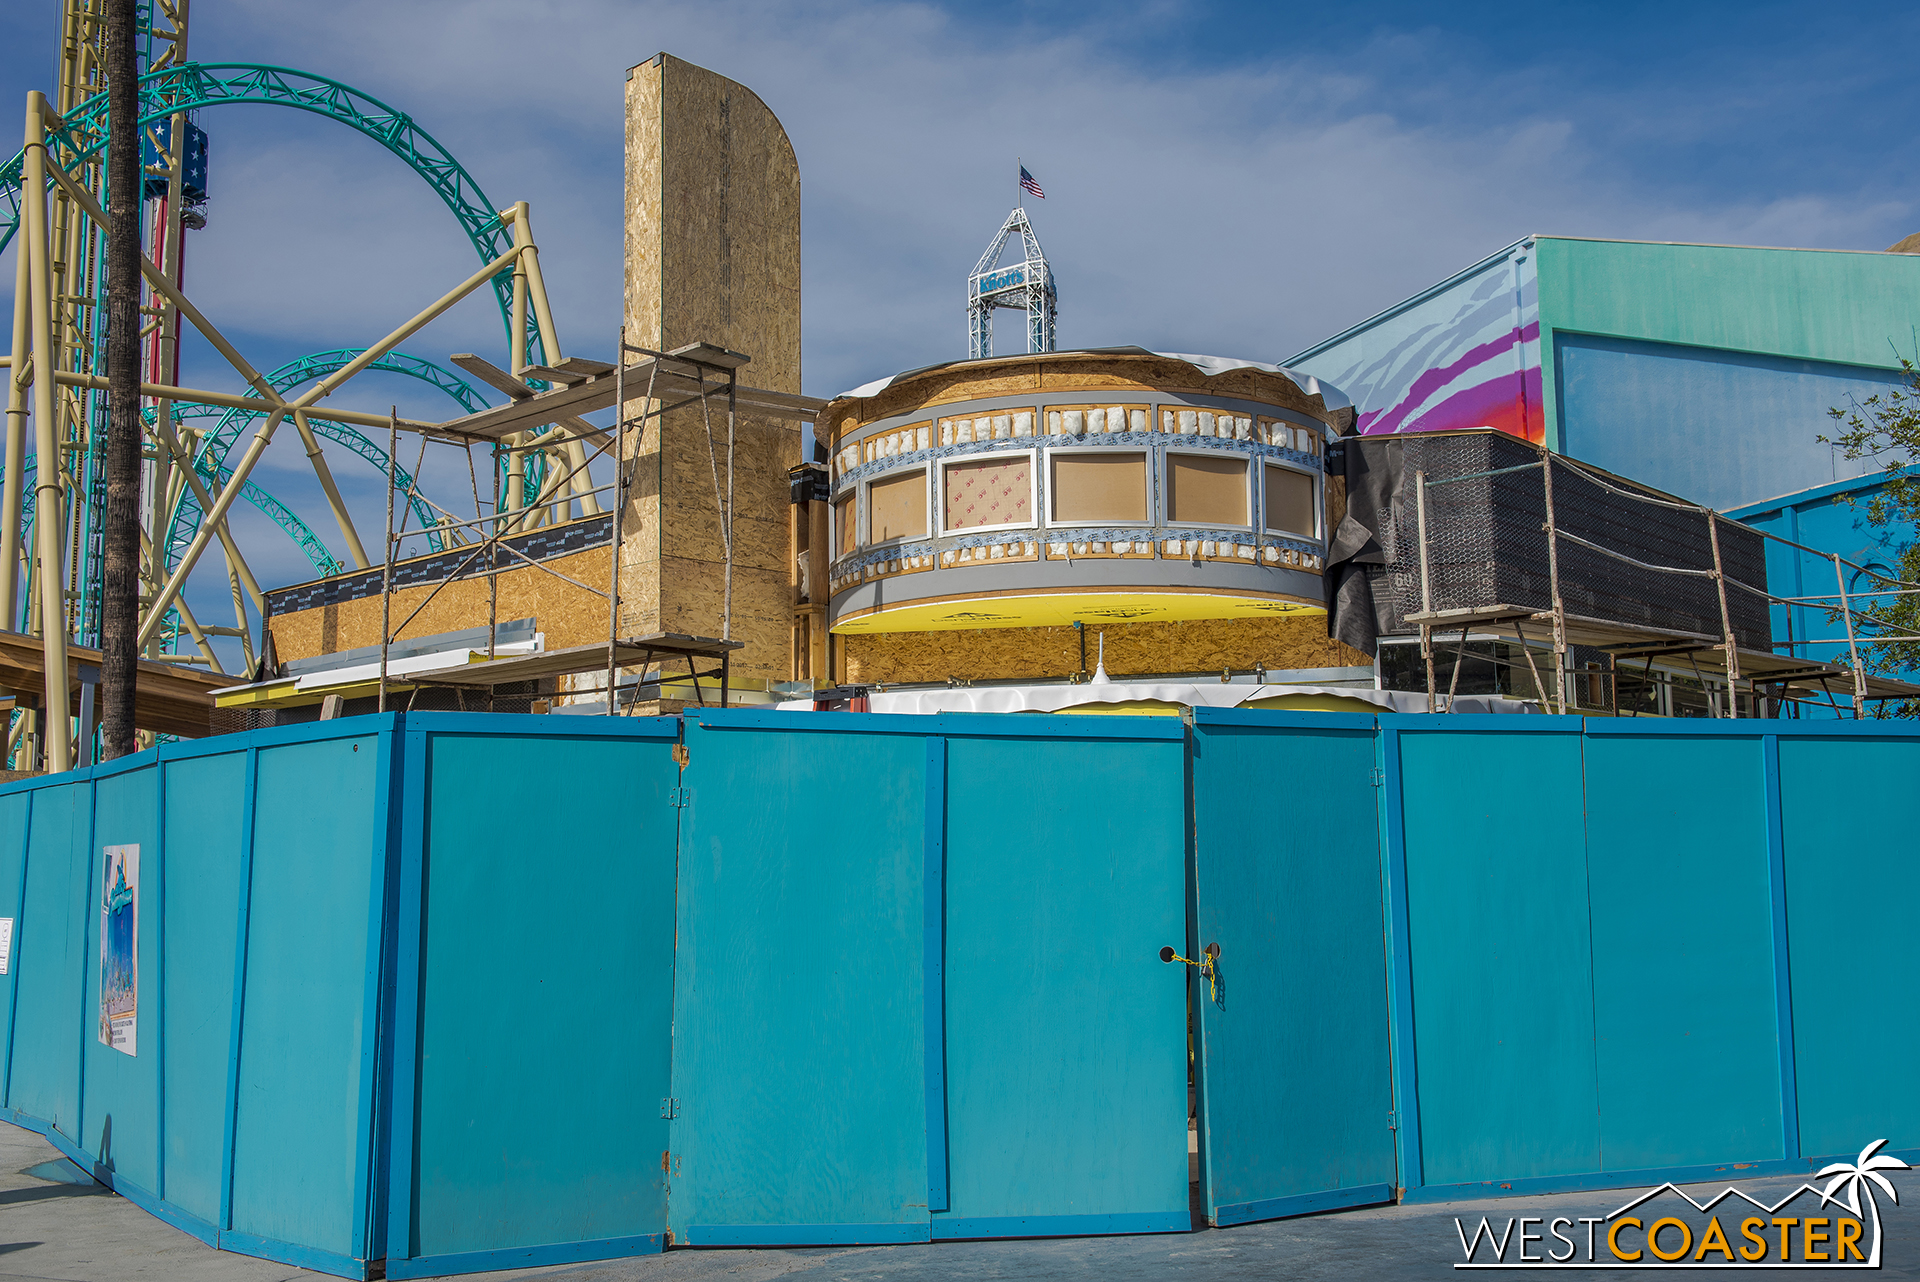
[615,408,798,682]
[269,547,614,663]
[833,354,1333,445]
[845,614,1371,685]
[623,54,803,683]
[1326,472,1349,540]
[625,54,801,390]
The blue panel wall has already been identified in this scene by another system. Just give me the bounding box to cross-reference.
[10,782,88,1137]
[81,763,160,1196]
[0,710,1915,1276]
[1393,719,1601,1188]
[227,733,384,1264]
[1189,710,1396,1224]
[1555,333,1902,510]
[1727,469,1917,696]
[667,714,929,1244]
[1778,731,1920,1159]
[0,788,29,1109]
[394,721,679,1274]
[159,748,247,1229]
[938,725,1188,1238]
[1584,727,1783,1170]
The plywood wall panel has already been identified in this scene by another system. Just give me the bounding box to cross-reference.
[845,614,1369,685]
[623,54,804,683]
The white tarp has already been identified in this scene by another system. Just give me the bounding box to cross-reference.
[778,680,1536,716]
[835,347,1351,412]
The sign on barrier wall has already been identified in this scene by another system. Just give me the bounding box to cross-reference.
[97,844,137,1056]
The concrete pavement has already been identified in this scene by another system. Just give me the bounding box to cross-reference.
[5,1122,1916,1280]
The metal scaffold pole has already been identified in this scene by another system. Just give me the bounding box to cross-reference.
[1540,454,1569,715]
[1415,468,1435,713]
[608,331,622,714]
[378,407,396,714]
[488,445,499,662]
[1706,510,1740,719]
[1833,552,1866,718]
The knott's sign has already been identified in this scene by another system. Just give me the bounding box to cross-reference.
[1454,1140,1908,1269]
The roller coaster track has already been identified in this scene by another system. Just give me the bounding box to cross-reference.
[162,348,502,576]
[4,450,335,634]
[0,62,537,359]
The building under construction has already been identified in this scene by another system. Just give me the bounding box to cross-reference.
[2,7,1919,1281]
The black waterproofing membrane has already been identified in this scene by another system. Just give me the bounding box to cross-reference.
[1325,430,1770,655]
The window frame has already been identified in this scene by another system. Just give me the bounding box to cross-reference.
[1043,444,1155,529]
[831,487,858,558]
[936,447,1039,537]
[860,462,933,548]
[1163,446,1255,530]
[1260,459,1323,541]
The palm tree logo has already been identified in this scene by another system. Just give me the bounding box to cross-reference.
[1818,1138,1910,1266]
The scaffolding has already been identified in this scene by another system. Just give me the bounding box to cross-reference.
[1396,444,1920,718]
[347,338,822,718]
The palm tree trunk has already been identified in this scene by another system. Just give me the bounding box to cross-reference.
[100,0,141,759]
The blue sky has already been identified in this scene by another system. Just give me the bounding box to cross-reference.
[3,0,1917,667]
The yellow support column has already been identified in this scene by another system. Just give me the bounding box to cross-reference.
[24,91,71,771]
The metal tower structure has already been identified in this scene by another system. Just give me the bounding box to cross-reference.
[966,206,1057,360]
[1,0,599,771]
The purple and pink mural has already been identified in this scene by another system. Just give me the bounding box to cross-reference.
[1287,239,1545,444]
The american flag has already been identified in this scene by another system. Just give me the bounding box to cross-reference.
[1019,165,1045,199]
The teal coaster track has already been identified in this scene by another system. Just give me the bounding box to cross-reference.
[0,343,534,636]
[0,61,548,652]
[0,61,537,357]
[161,347,501,575]
[8,451,332,635]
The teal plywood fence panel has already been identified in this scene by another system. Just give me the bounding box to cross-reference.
[226,731,389,1270]
[8,781,89,1138]
[1189,709,1397,1226]
[1583,725,1784,1173]
[0,721,400,1281]
[1777,729,1920,1161]
[383,716,682,1279]
[159,748,248,1231]
[937,720,1188,1239]
[81,764,161,1201]
[1384,716,1920,1206]
[667,711,931,1245]
[2,709,1918,1274]
[0,788,29,1113]
[1387,716,1601,1192]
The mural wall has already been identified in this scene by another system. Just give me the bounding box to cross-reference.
[1289,241,1544,444]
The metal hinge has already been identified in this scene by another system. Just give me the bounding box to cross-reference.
[660,1097,680,1119]
[1370,767,1385,787]
[1387,1110,1397,1130]
[672,744,689,767]
[668,788,691,808]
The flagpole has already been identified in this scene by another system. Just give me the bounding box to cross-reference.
[1017,156,1022,210]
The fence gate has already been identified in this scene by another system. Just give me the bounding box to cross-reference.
[933,718,1191,1238]
[667,711,1191,1244]
[1189,708,1398,1224]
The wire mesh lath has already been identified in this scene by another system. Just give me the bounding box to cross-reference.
[1375,434,1771,649]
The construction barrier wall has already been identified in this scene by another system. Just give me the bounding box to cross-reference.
[0,709,1913,1278]
[0,721,394,1276]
